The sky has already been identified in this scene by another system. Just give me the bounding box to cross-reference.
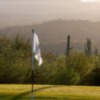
[0,0,100,28]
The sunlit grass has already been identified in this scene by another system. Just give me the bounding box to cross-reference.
[0,84,100,100]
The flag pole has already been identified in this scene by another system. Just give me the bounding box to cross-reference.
[31,29,43,100]
[32,29,34,100]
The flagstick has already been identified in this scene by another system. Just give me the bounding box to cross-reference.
[32,29,34,100]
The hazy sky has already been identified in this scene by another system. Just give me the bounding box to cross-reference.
[0,0,100,28]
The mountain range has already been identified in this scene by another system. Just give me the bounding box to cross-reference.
[0,19,100,54]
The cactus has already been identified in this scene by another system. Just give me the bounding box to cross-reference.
[85,44,87,55]
[85,38,92,56]
[94,47,98,56]
[66,35,70,55]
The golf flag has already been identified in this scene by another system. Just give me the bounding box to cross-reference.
[32,32,43,66]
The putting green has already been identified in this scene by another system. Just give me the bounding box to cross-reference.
[0,84,100,100]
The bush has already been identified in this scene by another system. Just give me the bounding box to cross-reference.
[0,35,100,85]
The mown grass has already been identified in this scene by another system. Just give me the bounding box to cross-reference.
[0,84,100,100]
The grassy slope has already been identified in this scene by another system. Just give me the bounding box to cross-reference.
[0,84,100,100]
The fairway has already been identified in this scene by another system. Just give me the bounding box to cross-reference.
[0,84,100,100]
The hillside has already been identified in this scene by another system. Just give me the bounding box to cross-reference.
[0,20,100,54]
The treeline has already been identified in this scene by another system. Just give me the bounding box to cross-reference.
[0,35,100,85]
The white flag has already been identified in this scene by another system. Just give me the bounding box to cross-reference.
[32,32,43,66]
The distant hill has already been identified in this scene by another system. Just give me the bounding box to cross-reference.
[0,19,100,54]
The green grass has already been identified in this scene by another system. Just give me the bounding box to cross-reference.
[0,84,100,100]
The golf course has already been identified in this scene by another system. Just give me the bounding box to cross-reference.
[0,84,100,100]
